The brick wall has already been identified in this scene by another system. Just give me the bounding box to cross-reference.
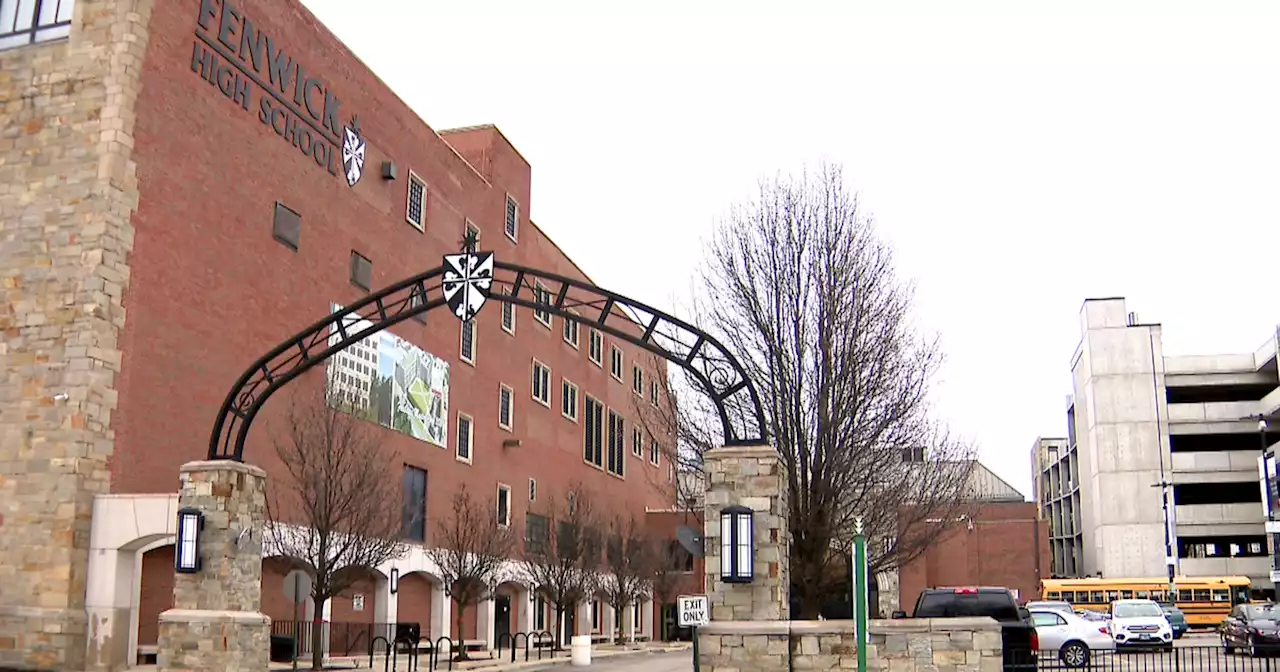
[898,502,1050,609]
[0,0,154,668]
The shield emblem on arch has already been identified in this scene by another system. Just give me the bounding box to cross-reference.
[342,124,366,187]
[442,250,494,322]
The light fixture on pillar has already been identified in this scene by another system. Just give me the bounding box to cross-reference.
[174,508,204,574]
[390,568,400,594]
[720,504,754,584]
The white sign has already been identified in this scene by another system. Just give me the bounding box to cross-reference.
[352,594,365,612]
[1266,521,1280,535]
[678,594,710,627]
[1270,570,1280,584]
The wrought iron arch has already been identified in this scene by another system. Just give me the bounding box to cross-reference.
[208,250,766,461]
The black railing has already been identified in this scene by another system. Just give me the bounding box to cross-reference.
[269,620,395,658]
[0,0,73,49]
[495,631,555,662]
[1024,643,1280,671]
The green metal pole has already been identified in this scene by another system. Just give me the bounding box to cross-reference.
[854,522,868,672]
[691,624,700,672]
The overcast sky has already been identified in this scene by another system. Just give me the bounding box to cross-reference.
[302,0,1280,496]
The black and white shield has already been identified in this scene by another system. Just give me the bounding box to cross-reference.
[342,124,366,187]
[442,251,494,322]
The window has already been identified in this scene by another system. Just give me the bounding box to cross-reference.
[460,320,476,364]
[650,381,659,407]
[529,478,537,502]
[499,384,513,430]
[466,219,480,240]
[900,446,926,463]
[591,600,601,632]
[562,379,579,422]
[1031,613,1066,628]
[532,360,551,407]
[588,330,603,366]
[584,396,604,467]
[402,466,427,542]
[456,413,473,463]
[534,596,546,630]
[350,251,372,291]
[496,484,511,527]
[0,0,73,50]
[649,437,660,466]
[606,410,625,477]
[406,172,426,230]
[632,366,643,395]
[533,281,552,328]
[525,512,549,554]
[505,194,519,241]
[632,428,643,458]
[610,346,623,381]
[563,312,580,348]
[272,202,301,251]
[501,288,515,335]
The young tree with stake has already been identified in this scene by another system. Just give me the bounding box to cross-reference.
[517,485,600,650]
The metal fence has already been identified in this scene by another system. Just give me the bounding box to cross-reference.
[269,620,395,658]
[1028,644,1280,671]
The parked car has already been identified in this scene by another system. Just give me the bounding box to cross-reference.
[1221,602,1280,656]
[894,587,1037,671]
[1159,604,1188,639]
[1109,599,1174,649]
[1028,608,1114,668]
[1027,600,1074,616]
[1075,610,1109,623]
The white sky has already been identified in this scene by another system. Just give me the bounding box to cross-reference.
[301,0,1280,497]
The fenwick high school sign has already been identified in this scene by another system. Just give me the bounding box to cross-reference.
[190,0,367,187]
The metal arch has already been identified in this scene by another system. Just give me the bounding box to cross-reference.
[207,259,766,462]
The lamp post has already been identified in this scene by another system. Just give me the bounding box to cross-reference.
[1149,481,1176,601]
[1261,417,1279,582]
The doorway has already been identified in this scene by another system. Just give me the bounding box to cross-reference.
[494,594,511,642]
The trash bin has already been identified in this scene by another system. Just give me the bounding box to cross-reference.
[570,634,591,666]
[269,634,296,663]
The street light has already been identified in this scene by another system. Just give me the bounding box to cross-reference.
[1260,416,1278,581]
[1150,481,1176,601]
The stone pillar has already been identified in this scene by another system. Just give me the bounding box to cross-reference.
[430,586,451,641]
[703,445,789,622]
[478,596,495,648]
[619,601,634,644]
[0,0,154,669]
[156,461,270,672]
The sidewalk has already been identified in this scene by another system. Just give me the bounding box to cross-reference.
[262,642,692,671]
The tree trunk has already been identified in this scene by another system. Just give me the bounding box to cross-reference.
[311,597,327,671]
[454,601,470,661]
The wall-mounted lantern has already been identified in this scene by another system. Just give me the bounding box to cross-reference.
[174,508,204,574]
[720,504,754,584]
[389,568,399,594]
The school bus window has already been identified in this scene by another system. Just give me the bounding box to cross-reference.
[1063,592,1076,603]
[1178,590,1193,601]
[1091,591,1104,603]
[1212,590,1230,602]
[1194,589,1211,602]
[1136,591,1149,599]
[1106,591,1119,601]
[1120,590,1133,599]
[1046,591,1060,600]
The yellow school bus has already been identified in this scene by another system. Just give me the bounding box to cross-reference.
[1040,576,1252,627]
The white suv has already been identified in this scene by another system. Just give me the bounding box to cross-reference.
[1109,599,1173,649]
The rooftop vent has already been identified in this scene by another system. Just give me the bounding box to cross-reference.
[1127,311,1140,326]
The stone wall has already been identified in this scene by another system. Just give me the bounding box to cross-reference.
[0,0,152,669]
[698,617,1003,672]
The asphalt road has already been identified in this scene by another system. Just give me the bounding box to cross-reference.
[547,651,692,671]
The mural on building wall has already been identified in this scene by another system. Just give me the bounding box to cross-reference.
[327,303,450,447]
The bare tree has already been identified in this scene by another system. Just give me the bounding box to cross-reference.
[267,384,408,670]
[517,485,600,649]
[597,514,653,644]
[646,539,692,641]
[633,164,975,618]
[424,485,516,661]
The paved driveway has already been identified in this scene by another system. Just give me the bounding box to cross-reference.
[547,650,692,671]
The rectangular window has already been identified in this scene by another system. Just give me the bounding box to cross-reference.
[584,396,604,467]
[496,484,511,527]
[406,173,426,230]
[589,330,603,366]
[649,437,660,466]
[632,366,643,395]
[591,600,601,632]
[533,281,552,328]
[525,512,548,554]
[529,477,537,502]
[610,346,624,381]
[456,413,473,463]
[632,427,643,458]
[534,596,546,630]
[272,202,301,251]
[0,0,73,50]
[350,251,372,291]
[501,288,515,335]
[562,379,579,422]
[466,219,480,240]
[505,194,519,241]
[607,410,625,477]
[460,320,476,364]
[649,380,659,407]
[499,384,513,430]
[563,312,580,348]
[532,360,551,407]
[402,466,427,542]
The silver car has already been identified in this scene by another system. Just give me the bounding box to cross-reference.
[1027,600,1074,615]
[1030,608,1116,668]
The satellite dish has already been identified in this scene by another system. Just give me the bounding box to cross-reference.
[676,525,705,558]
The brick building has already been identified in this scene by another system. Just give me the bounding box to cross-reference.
[894,462,1052,611]
[0,0,685,669]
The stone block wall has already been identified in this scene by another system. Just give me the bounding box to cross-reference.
[703,445,790,622]
[0,0,152,668]
[698,617,1003,672]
